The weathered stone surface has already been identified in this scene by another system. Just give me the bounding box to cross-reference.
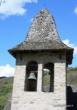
[11,53,66,110]
[8,9,73,65]
[9,8,73,110]
[26,9,60,42]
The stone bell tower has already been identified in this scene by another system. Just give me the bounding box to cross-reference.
[9,9,73,110]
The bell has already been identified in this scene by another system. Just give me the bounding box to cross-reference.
[28,72,36,80]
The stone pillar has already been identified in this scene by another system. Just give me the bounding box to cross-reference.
[11,64,26,110]
[54,62,66,110]
[13,65,26,91]
[37,63,43,92]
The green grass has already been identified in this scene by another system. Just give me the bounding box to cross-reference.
[0,77,13,110]
[43,74,50,85]
[67,67,77,85]
[67,67,77,74]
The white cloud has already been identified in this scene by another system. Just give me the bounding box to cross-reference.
[63,39,77,55]
[0,64,15,77]
[0,0,38,19]
[74,6,77,15]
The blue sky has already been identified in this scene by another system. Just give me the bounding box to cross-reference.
[0,0,77,76]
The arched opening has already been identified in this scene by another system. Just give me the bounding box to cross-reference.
[25,61,38,91]
[42,63,54,92]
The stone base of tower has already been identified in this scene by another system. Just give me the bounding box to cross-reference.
[11,62,66,110]
[11,92,66,110]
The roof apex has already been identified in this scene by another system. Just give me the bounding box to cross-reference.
[26,8,61,42]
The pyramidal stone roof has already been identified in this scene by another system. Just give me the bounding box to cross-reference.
[9,8,73,64]
[26,8,60,42]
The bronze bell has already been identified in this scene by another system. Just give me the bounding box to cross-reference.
[28,72,36,80]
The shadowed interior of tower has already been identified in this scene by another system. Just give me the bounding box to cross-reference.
[42,63,54,92]
[24,61,54,92]
[24,61,38,91]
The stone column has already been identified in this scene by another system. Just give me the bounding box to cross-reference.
[54,62,66,110]
[13,65,26,91]
[11,64,26,110]
[37,63,43,92]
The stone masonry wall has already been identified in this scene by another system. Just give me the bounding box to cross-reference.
[11,52,66,110]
